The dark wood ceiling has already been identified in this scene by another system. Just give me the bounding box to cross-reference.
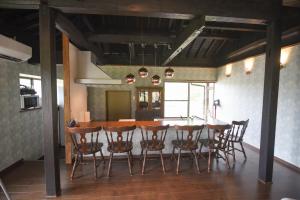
[0,0,300,67]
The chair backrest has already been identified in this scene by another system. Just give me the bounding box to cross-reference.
[207,124,232,149]
[174,125,205,147]
[231,119,249,142]
[140,125,169,149]
[67,126,102,154]
[103,126,136,149]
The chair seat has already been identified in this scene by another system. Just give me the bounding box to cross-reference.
[77,142,103,154]
[140,140,165,150]
[172,140,198,150]
[199,138,219,146]
[107,141,133,153]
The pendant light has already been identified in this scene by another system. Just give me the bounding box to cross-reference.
[125,47,135,84]
[125,73,135,84]
[165,67,174,78]
[152,44,161,86]
[138,43,148,78]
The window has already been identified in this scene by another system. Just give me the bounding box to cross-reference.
[164,82,214,118]
[19,74,42,98]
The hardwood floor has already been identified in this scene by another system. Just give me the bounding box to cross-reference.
[1,147,299,200]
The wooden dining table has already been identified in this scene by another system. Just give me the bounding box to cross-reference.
[65,118,229,164]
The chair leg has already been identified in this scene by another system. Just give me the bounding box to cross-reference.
[140,149,144,160]
[107,152,113,177]
[192,150,200,174]
[224,152,231,169]
[240,142,247,160]
[171,146,175,160]
[100,148,105,164]
[71,154,80,180]
[142,149,148,175]
[0,178,11,200]
[160,150,166,174]
[127,152,133,176]
[93,153,97,178]
[208,149,212,173]
[198,143,206,159]
[176,149,181,175]
[129,150,134,165]
[232,142,236,162]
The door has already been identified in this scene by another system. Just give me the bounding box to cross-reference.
[106,91,131,121]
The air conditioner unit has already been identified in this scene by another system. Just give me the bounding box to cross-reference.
[0,34,32,62]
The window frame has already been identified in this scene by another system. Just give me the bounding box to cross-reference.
[164,81,214,119]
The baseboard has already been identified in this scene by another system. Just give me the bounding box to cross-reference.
[243,142,300,173]
[0,159,24,176]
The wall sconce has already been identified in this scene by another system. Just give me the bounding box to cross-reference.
[244,57,255,74]
[225,64,232,77]
[280,47,291,69]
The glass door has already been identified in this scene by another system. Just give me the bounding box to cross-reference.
[189,83,205,119]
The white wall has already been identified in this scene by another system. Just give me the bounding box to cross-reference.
[69,43,87,121]
[215,45,300,168]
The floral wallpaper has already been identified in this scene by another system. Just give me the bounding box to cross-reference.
[0,59,63,171]
[215,45,300,168]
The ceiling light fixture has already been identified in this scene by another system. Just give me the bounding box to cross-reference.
[152,44,161,86]
[138,43,148,78]
[125,46,135,84]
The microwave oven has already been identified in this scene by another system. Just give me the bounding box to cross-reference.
[20,95,39,109]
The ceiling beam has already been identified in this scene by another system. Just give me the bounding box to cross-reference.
[88,33,172,45]
[0,0,276,21]
[55,12,106,65]
[162,16,205,66]
[219,24,300,65]
[205,21,266,32]
[226,25,300,60]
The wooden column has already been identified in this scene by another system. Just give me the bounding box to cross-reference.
[258,0,282,183]
[39,2,61,196]
[62,34,72,164]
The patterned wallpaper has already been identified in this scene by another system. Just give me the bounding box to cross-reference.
[215,45,300,168]
[88,66,217,120]
[0,59,63,171]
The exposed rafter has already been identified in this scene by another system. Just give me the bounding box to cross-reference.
[162,16,205,65]
[88,34,172,45]
[55,12,106,65]
[0,0,278,21]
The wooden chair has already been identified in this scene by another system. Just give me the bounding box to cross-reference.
[103,126,136,177]
[172,125,205,174]
[67,126,105,179]
[140,125,169,175]
[205,124,232,172]
[228,119,249,161]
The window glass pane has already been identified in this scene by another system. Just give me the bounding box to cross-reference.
[152,91,161,110]
[19,78,31,88]
[165,82,188,100]
[189,84,205,118]
[33,79,42,97]
[165,101,188,117]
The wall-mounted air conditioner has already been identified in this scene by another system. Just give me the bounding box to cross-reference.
[0,34,32,62]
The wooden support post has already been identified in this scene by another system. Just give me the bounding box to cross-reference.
[258,0,282,183]
[39,1,61,196]
[62,34,72,164]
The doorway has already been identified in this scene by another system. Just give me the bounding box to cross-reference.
[106,91,131,121]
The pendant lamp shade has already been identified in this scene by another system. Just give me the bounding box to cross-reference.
[165,67,174,78]
[125,73,135,84]
[152,75,161,85]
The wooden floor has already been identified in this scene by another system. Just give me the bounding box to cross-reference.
[1,147,300,200]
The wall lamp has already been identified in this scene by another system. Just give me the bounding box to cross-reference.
[280,47,291,69]
[225,64,232,77]
[244,57,255,75]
